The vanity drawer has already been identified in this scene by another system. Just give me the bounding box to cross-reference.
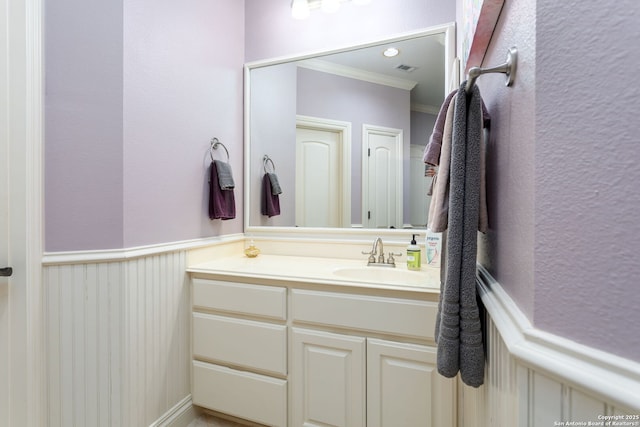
[291,289,437,340]
[192,278,286,320]
[193,312,287,375]
[193,360,287,427]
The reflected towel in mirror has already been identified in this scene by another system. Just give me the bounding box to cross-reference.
[267,172,282,195]
[261,173,280,217]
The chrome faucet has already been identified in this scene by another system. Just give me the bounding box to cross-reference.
[372,237,385,263]
[362,237,401,267]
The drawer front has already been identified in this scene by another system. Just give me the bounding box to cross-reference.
[193,278,286,320]
[193,361,287,427]
[193,312,287,375]
[292,289,437,340]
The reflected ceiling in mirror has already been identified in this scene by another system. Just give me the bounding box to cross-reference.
[245,23,456,234]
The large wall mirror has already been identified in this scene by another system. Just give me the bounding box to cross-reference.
[244,23,456,236]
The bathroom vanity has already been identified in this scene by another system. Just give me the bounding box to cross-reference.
[188,253,455,427]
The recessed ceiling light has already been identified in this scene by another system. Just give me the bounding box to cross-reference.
[383,47,400,58]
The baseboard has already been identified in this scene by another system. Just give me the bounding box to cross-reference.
[149,395,197,427]
[477,264,640,411]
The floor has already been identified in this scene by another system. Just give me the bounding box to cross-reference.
[187,412,249,427]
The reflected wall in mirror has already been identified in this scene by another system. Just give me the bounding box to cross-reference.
[246,23,456,231]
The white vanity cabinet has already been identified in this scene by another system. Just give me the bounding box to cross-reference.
[191,278,288,427]
[366,339,454,427]
[190,272,454,427]
[291,328,367,427]
[290,289,455,427]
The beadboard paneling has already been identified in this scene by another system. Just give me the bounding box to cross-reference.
[459,267,640,426]
[44,251,190,426]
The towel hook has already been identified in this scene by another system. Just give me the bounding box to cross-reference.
[263,155,276,174]
[465,47,517,93]
[210,137,230,162]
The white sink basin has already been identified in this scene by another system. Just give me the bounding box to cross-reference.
[332,266,433,287]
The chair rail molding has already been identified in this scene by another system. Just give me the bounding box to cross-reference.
[473,264,640,424]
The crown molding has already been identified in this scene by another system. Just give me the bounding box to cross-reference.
[298,58,417,91]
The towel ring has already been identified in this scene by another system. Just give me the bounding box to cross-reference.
[210,137,229,162]
[263,155,276,174]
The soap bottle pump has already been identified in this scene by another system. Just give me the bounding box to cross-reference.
[407,234,421,271]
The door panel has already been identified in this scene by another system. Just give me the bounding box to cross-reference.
[367,339,456,427]
[1,0,43,423]
[363,126,403,228]
[296,126,343,227]
[291,328,366,427]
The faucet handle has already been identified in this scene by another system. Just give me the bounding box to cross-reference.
[362,250,376,263]
[387,252,402,265]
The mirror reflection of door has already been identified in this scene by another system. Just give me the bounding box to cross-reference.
[362,125,403,228]
[410,144,431,227]
[295,116,351,227]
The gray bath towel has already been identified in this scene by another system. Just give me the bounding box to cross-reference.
[214,160,235,190]
[267,173,282,195]
[435,82,485,388]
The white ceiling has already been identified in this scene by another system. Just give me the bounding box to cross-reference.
[313,32,446,112]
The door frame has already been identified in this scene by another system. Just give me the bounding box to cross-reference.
[1,0,45,424]
[361,124,403,228]
[295,115,352,228]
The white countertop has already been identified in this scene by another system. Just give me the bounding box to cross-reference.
[187,254,441,293]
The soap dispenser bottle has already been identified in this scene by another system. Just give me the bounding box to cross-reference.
[406,234,421,271]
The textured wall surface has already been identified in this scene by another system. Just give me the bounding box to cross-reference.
[476,0,640,361]
[45,0,125,250]
[244,0,456,62]
[532,0,640,361]
[470,0,537,322]
[122,0,245,248]
[45,0,245,251]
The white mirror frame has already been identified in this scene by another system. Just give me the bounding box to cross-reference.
[243,22,457,243]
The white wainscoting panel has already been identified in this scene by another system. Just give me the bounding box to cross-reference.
[459,265,640,427]
[44,250,191,426]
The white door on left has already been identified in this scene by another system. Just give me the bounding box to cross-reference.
[1,0,44,424]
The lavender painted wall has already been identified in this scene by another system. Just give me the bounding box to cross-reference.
[45,0,125,250]
[45,0,245,251]
[248,63,298,227]
[533,0,640,361]
[122,0,244,247]
[467,0,536,325]
[297,68,411,225]
[244,0,456,62]
[475,0,640,362]
[411,110,436,148]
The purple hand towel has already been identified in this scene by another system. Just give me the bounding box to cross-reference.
[261,173,280,217]
[209,162,236,220]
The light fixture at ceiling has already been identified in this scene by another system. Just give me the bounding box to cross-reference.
[291,0,372,19]
[291,0,310,20]
[383,47,400,58]
[321,0,341,13]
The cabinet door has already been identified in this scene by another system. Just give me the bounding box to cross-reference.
[291,328,366,427]
[367,339,455,427]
